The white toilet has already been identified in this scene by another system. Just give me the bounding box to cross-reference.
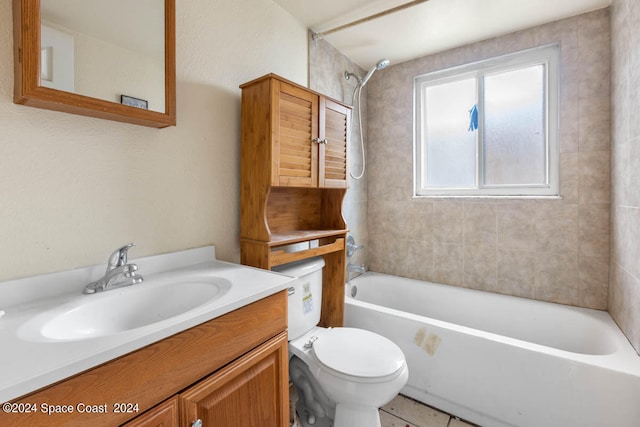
[273,257,408,427]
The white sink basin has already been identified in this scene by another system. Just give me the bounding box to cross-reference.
[18,276,231,342]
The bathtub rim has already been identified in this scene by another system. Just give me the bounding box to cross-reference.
[346,271,640,377]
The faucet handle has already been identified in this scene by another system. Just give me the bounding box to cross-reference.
[106,243,136,270]
[346,235,364,258]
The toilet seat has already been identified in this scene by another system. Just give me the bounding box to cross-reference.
[312,328,406,382]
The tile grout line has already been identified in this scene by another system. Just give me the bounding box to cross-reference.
[379,407,427,427]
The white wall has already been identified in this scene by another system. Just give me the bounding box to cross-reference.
[0,0,307,281]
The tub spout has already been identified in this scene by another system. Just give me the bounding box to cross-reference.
[347,263,366,273]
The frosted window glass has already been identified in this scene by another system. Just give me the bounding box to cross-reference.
[483,65,545,186]
[424,78,476,188]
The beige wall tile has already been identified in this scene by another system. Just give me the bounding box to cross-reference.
[627,141,640,207]
[497,202,537,251]
[578,256,609,309]
[579,151,611,204]
[464,202,497,247]
[560,153,580,202]
[534,202,579,254]
[578,203,610,258]
[609,263,640,351]
[463,245,498,291]
[433,243,464,286]
[369,235,408,277]
[407,240,433,282]
[535,252,578,305]
[497,249,537,299]
[432,201,464,244]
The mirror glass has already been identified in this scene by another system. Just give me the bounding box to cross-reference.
[39,0,165,113]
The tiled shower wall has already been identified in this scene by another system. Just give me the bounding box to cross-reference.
[610,0,640,354]
[309,35,369,271]
[366,9,611,310]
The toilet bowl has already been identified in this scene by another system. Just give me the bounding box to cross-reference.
[273,257,408,427]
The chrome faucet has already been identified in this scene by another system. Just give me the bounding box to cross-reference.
[346,235,363,258]
[83,243,144,294]
[347,263,366,273]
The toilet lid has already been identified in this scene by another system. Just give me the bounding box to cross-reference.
[312,328,405,379]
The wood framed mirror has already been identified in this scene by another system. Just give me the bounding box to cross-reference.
[12,0,176,128]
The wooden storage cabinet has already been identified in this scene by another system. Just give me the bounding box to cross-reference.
[267,77,349,189]
[2,292,288,427]
[180,332,288,427]
[240,74,351,327]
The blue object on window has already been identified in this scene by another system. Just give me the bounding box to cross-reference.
[468,104,478,131]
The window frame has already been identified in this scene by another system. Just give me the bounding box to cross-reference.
[413,44,560,198]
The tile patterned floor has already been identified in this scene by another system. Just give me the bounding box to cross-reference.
[290,388,477,427]
[380,395,477,427]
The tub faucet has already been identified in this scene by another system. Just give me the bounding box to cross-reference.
[347,263,366,273]
[346,235,363,258]
[83,243,144,294]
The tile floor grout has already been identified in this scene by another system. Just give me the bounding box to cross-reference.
[290,388,478,427]
[380,394,478,427]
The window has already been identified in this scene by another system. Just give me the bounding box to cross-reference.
[414,45,559,197]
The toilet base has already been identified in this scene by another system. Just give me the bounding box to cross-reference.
[334,404,381,427]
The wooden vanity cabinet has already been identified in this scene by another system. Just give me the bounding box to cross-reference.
[239,74,351,327]
[180,331,288,427]
[2,291,288,427]
[121,397,179,427]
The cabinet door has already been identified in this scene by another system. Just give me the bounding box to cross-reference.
[319,98,350,188]
[272,80,319,187]
[180,332,289,427]
[121,397,179,427]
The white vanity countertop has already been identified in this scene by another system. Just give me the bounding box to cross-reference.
[0,246,295,403]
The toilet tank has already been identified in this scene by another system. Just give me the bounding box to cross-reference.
[272,257,325,340]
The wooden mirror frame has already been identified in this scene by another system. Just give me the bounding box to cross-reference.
[12,0,176,128]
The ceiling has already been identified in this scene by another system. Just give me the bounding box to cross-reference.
[273,0,612,70]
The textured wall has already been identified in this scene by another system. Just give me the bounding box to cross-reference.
[308,36,368,273]
[0,0,307,281]
[366,9,611,310]
[610,0,640,354]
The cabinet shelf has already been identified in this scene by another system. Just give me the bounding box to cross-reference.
[270,237,344,268]
[266,229,348,246]
[240,74,350,327]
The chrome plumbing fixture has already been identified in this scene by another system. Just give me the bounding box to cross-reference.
[347,263,366,273]
[344,58,390,179]
[344,58,391,90]
[83,243,144,294]
[346,235,363,258]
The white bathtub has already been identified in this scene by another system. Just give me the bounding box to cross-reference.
[344,272,640,427]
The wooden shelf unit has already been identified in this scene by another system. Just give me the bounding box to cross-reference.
[239,74,351,327]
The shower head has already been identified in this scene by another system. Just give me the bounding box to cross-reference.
[360,58,390,87]
[344,58,391,89]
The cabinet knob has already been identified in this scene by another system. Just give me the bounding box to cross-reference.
[192,419,203,427]
[312,138,328,144]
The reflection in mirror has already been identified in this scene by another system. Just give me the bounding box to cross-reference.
[40,0,165,113]
[13,0,175,128]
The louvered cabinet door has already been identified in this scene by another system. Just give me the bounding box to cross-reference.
[272,80,319,187]
[319,98,350,188]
